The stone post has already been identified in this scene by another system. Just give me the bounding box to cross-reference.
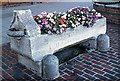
[42,54,59,80]
[97,34,110,52]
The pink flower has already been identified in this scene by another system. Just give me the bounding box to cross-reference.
[42,19,47,23]
[74,10,77,14]
[49,26,52,29]
[53,27,57,31]
[46,24,50,28]
[45,22,48,24]
[48,31,52,34]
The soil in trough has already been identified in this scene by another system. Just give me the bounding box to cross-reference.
[54,44,87,64]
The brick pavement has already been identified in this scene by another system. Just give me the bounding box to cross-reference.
[1,22,120,81]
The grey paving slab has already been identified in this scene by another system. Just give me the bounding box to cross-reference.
[2,18,12,29]
[1,37,10,45]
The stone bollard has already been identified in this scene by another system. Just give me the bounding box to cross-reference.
[97,34,110,52]
[42,54,59,80]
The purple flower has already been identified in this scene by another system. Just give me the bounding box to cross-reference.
[83,7,89,12]
[39,24,42,28]
[95,16,98,21]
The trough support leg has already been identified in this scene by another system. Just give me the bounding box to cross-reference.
[97,34,110,52]
[42,54,59,80]
[80,37,97,52]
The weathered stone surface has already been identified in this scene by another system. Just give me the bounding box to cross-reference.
[10,9,41,37]
[7,30,25,37]
[42,54,59,80]
[8,9,107,78]
[97,34,110,52]
[10,11,106,61]
[18,54,42,76]
[81,37,97,49]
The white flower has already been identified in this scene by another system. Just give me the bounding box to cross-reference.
[61,24,66,27]
[72,8,74,10]
[82,15,86,20]
[83,7,86,8]
[47,13,54,18]
[56,31,60,34]
[92,9,96,12]
[74,17,76,19]
[82,17,86,20]
[86,21,88,24]
[47,14,50,18]
[62,12,66,14]
[70,21,73,23]
[72,23,76,27]
[75,21,79,26]
[38,20,41,23]
[81,11,83,14]
[97,13,101,17]
[41,11,47,15]
[74,6,78,9]
[54,16,56,19]
[62,14,67,19]
[60,28,63,33]
[53,11,56,13]
[68,9,72,12]
[59,12,62,14]
[78,18,81,21]
[68,14,70,17]
[59,25,62,28]
[82,21,85,25]
[38,14,43,18]
[50,19,54,22]
[53,21,56,24]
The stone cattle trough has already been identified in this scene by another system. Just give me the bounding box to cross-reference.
[7,9,109,80]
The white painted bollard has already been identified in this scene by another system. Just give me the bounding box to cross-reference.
[97,34,110,52]
[42,54,59,80]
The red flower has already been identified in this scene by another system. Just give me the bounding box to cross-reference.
[62,18,68,23]
[60,19,64,25]
[33,16,38,19]
[60,18,68,25]
[63,28,67,31]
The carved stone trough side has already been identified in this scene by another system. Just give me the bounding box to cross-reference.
[7,9,109,79]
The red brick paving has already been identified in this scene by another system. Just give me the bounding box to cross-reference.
[1,22,120,80]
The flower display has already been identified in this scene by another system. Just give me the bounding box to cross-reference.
[33,6,103,35]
